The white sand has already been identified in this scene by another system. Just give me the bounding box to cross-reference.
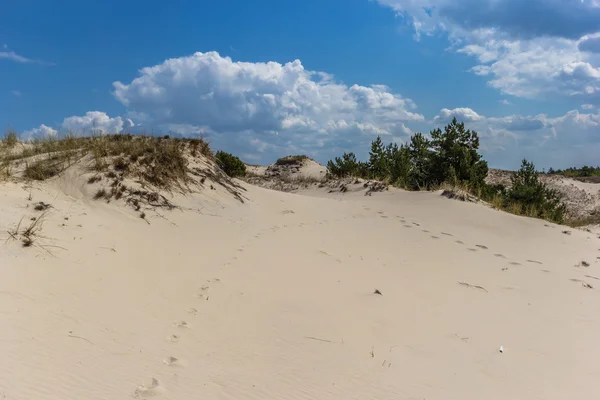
[1,173,600,399]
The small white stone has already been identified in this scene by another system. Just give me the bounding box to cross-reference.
[499,345,504,353]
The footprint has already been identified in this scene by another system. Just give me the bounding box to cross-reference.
[494,253,506,258]
[412,222,420,226]
[526,260,543,265]
[403,225,413,228]
[163,356,179,366]
[380,215,389,218]
[467,248,478,252]
[502,267,508,271]
[541,269,551,273]
[455,240,464,245]
[173,321,188,328]
[134,378,162,398]
[422,229,430,233]
[430,236,440,239]
[582,282,594,289]
[187,308,198,315]
[475,244,488,250]
[441,232,453,236]
[509,262,522,266]
[168,334,180,343]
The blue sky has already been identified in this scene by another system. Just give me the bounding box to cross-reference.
[1,0,599,169]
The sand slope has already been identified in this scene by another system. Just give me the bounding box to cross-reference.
[1,176,600,399]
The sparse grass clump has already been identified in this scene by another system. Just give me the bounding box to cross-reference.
[189,138,213,159]
[94,188,108,200]
[0,159,10,180]
[7,211,48,248]
[3,130,18,148]
[87,175,102,184]
[33,202,51,211]
[275,155,309,166]
[112,156,129,172]
[24,157,63,180]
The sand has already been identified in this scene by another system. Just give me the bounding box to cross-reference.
[1,166,600,399]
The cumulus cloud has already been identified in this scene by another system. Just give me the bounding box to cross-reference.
[582,103,596,110]
[434,107,483,123]
[112,51,424,154]
[62,111,127,134]
[22,124,58,140]
[375,1,600,104]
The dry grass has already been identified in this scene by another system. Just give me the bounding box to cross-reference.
[2,130,18,148]
[275,155,310,166]
[440,183,478,202]
[1,134,213,190]
[7,211,49,248]
[0,133,246,216]
[566,213,600,228]
[0,158,10,180]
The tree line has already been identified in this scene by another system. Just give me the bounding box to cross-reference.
[326,118,567,223]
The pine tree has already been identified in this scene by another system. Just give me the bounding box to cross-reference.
[368,136,388,180]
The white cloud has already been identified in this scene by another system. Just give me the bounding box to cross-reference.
[582,103,596,109]
[62,111,125,135]
[22,124,58,140]
[11,90,22,97]
[112,51,424,153]
[0,47,53,65]
[0,51,34,63]
[499,99,511,105]
[375,1,600,104]
[434,107,484,122]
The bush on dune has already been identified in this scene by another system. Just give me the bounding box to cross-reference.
[216,151,246,178]
[505,159,566,223]
[326,118,568,224]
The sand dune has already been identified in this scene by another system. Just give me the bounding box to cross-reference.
[1,156,600,399]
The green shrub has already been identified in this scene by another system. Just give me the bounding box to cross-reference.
[326,118,487,191]
[327,152,366,178]
[547,165,600,177]
[429,117,488,189]
[216,151,246,177]
[506,159,566,223]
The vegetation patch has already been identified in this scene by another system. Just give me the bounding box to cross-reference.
[275,155,309,166]
[216,151,246,177]
[326,118,568,224]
